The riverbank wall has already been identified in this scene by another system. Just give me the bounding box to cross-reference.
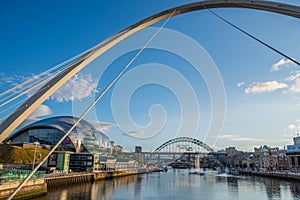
[239,170,300,181]
[45,170,142,186]
[0,168,157,199]
[0,178,47,200]
[94,170,140,181]
[45,172,94,187]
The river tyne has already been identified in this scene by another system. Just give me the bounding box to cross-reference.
[34,169,300,200]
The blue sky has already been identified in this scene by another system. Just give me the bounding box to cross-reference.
[1,0,300,152]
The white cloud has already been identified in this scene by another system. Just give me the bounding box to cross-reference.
[216,134,289,143]
[125,131,145,137]
[217,134,260,142]
[89,121,118,133]
[0,73,34,94]
[51,73,98,102]
[271,58,295,71]
[14,104,53,130]
[283,133,295,138]
[288,124,296,130]
[286,72,300,81]
[285,120,300,132]
[237,82,244,87]
[28,104,52,120]
[0,73,55,102]
[245,81,288,94]
[285,72,300,93]
[290,78,300,93]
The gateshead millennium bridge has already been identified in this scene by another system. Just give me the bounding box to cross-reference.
[1,0,300,143]
[1,1,300,199]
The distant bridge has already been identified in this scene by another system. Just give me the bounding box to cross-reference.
[138,137,224,166]
[154,137,215,153]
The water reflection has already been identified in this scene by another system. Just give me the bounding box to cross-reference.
[34,169,300,200]
[226,177,239,199]
[263,177,281,199]
[290,181,300,199]
[92,175,139,199]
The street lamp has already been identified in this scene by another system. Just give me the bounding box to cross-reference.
[32,141,39,171]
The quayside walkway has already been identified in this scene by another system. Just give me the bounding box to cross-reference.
[239,169,300,181]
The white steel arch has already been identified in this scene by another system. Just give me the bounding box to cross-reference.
[1,0,300,142]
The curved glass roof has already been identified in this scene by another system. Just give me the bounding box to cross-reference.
[10,116,112,153]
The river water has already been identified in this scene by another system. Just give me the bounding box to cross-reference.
[34,169,300,200]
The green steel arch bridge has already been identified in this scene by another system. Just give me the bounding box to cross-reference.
[141,137,225,166]
[141,137,218,166]
[154,137,216,153]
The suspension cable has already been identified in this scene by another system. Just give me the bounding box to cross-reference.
[7,9,176,200]
[0,62,76,109]
[0,51,84,99]
[0,41,102,108]
[0,75,53,108]
[0,47,98,109]
[203,5,300,66]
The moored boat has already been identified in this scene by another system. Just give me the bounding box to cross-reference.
[170,162,192,169]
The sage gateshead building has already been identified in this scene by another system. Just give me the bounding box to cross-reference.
[6,116,112,154]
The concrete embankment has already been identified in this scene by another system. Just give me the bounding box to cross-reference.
[46,170,143,187]
[45,173,94,187]
[239,170,300,181]
[0,178,47,200]
[94,170,141,181]
[0,168,156,199]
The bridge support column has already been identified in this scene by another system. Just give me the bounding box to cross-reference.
[195,155,200,169]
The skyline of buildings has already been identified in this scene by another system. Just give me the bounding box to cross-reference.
[1,0,300,152]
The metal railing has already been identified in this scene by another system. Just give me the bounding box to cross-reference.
[0,169,45,182]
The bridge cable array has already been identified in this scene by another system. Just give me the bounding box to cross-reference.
[6,9,176,200]
[0,39,115,119]
[0,50,92,119]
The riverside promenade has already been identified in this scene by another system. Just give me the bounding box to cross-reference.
[239,169,300,181]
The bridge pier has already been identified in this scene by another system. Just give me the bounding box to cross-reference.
[194,155,200,169]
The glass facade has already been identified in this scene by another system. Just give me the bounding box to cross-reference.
[28,128,73,148]
[9,116,112,155]
[69,153,94,172]
[287,136,300,152]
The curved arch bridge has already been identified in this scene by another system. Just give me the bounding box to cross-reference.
[139,137,226,167]
[154,137,215,153]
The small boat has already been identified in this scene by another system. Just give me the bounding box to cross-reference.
[189,171,205,176]
[216,166,222,174]
[225,167,230,174]
[230,169,239,175]
[163,166,168,172]
[170,161,192,169]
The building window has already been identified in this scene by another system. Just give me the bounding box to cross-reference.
[291,157,296,166]
[87,162,92,166]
